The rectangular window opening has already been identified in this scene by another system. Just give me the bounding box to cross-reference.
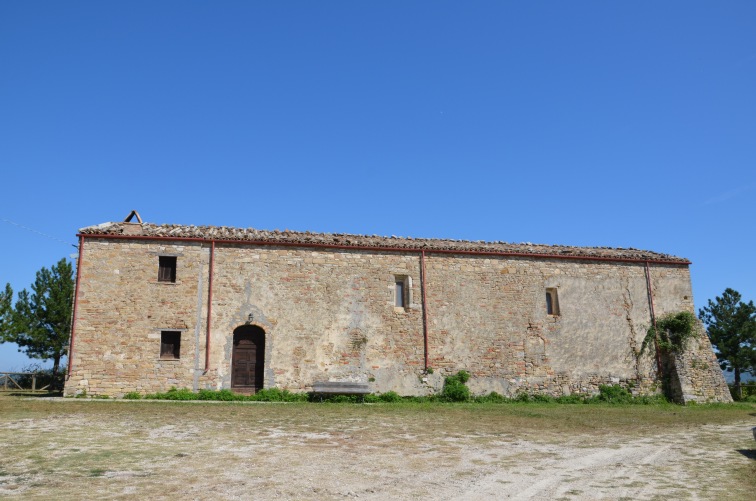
[546,288,560,316]
[395,280,405,308]
[394,275,411,310]
[160,331,181,359]
[158,256,177,283]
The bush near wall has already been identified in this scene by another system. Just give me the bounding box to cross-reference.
[126,382,670,405]
[139,387,309,402]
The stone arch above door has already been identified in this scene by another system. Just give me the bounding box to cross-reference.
[231,325,265,392]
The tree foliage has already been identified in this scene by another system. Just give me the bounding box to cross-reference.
[698,288,756,399]
[0,259,74,383]
[640,311,697,355]
[0,283,12,335]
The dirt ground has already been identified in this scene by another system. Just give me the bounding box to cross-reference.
[0,397,754,500]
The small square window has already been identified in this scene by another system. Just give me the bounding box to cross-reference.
[546,288,560,316]
[158,256,177,283]
[160,331,181,359]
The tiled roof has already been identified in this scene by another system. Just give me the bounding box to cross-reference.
[79,222,689,264]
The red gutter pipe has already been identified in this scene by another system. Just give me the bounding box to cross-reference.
[74,233,691,266]
[420,250,430,371]
[644,260,663,378]
[205,240,215,372]
[67,235,85,378]
[644,261,658,326]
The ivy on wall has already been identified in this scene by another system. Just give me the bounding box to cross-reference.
[640,311,697,356]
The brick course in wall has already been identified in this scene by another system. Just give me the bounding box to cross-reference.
[64,221,731,402]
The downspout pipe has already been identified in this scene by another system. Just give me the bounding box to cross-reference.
[420,250,430,371]
[644,260,663,378]
[205,240,215,372]
[67,235,85,378]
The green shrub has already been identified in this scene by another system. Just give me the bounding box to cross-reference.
[359,392,402,403]
[474,392,507,403]
[442,382,468,402]
[142,387,310,402]
[442,371,471,402]
[202,389,241,401]
[531,393,555,403]
[316,394,361,403]
[251,388,307,402]
[554,394,585,404]
[114,381,676,406]
[513,392,531,403]
[632,393,669,405]
[401,395,437,403]
[589,384,633,404]
[378,391,402,403]
[145,387,196,401]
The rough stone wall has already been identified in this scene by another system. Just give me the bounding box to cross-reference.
[424,257,686,397]
[208,245,426,394]
[666,323,733,403]
[64,237,730,402]
[66,240,210,396]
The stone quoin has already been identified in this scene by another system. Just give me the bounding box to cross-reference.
[63,215,732,403]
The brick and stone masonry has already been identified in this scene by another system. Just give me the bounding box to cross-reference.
[63,220,732,403]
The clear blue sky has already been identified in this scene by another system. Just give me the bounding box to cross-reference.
[1,2,755,371]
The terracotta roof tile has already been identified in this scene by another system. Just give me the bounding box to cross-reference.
[79,222,689,264]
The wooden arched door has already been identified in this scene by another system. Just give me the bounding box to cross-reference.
[231,325,265,392]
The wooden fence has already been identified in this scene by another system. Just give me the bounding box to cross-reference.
[0,372,50,392]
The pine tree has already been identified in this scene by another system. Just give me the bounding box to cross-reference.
[698,288,756,399]
[1,259,74,386]
[0,283,13,337]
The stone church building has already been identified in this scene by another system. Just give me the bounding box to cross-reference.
[63,214,731,402]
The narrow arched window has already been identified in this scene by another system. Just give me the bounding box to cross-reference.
[393,275,411,310]
[546,288,560,316]
[395,280,405,307]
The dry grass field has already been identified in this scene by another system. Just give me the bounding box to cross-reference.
[0,393,754,500]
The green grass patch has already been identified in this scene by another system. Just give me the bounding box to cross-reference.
[143,387,309,402]
[131,384,699,407]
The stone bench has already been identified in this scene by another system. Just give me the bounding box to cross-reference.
[312,381,371,401]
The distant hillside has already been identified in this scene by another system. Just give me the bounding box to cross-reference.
[722,370,755,383]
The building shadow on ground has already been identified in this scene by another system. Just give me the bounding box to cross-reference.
[6,391,63,398]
